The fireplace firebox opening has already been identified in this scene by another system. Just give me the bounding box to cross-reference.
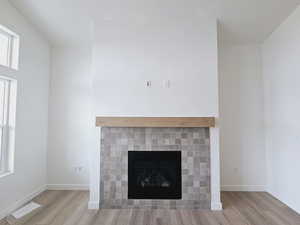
[128,151,182,199]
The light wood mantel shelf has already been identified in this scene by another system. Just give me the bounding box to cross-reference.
[95,117,215,127]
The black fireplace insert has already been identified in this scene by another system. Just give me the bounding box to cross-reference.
[128,151,182,199]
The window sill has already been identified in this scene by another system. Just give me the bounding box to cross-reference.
[0,171,14,179]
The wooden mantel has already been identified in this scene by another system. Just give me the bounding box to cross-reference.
[96,117,215,128]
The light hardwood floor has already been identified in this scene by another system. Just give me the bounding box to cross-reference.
[1,191,299,225]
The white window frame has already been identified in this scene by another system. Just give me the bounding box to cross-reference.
[0,76,17,178]
[0,24,20,70]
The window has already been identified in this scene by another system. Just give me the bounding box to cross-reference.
[0,76,17,177]
[0,25,19,70]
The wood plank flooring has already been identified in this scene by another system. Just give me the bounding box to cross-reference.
[1,191,299,225]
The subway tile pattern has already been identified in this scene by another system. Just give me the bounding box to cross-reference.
[100,127,211,209]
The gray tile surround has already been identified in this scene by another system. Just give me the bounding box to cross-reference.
[100,127,211,209]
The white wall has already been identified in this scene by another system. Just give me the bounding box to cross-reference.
[93,14,219,117]
[0,0,50,219]
[263,6,300,214]
[219,45,266,191]
[47,47,92,189]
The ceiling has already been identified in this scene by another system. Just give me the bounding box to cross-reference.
[9,0,300,46]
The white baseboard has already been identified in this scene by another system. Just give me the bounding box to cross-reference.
[88,201,99,210]
[0,185,46,220]
[221,185,266,192]
[46,184,89,190]
[211,202,223,210]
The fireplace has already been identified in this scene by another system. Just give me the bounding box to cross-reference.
[128,151,182,199]
[98,127,214,209]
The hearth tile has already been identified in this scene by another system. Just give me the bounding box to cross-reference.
[205,138,210,145]
[128,144,134,150]
[193,180,200,187]
[194,156,200,165]
[199,138,206,145]
[202,158,209,164]
[181,133,188,138]
[116,179,122,186]
[133,145,140,150]
[204,128,209,138]
[100,127,210,209]
[181,139,189,145]
[163,133,170,139]
[151,139,158,145]
[200,180,208,186]
[170,201,176,209]
[164,139,170,145]
[193,139,200,144]
[181,169,189,175]
[151,145,180,150]
[200,150,209,158]
[175,138,181,145]
[116,191,122,200]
